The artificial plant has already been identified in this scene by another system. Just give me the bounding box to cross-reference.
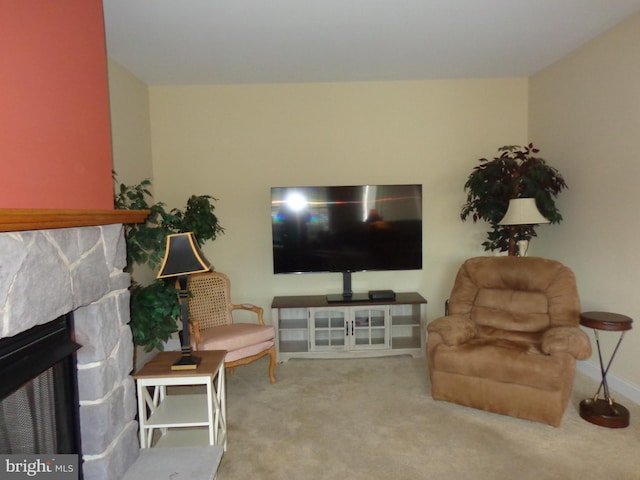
[114,174,224,351]
[460,144,567,252]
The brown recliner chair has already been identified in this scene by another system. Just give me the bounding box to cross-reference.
[427,256,591,426]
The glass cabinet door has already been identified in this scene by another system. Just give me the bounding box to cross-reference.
[309,307,347,351]
[350,307,389,350]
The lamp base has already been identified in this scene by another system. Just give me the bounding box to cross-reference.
[517,239,529,257]
[171,349,202,371]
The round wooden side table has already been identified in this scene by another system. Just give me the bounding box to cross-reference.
[579,311,633,428]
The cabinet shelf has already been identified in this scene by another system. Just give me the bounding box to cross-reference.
[392,336,421,350]
[392,315,420,326]
[278,340,309,353]
[278,318,308,329]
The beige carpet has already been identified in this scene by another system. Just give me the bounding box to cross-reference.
[215,355,640,480]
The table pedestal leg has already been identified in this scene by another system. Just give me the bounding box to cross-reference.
[579,330,630,428]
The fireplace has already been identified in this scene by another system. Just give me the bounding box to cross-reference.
[0,314,81,457]
[0,223,140,479]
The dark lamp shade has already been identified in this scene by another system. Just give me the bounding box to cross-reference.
[157,232,212,279]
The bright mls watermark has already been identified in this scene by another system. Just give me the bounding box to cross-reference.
[0,455,78,479]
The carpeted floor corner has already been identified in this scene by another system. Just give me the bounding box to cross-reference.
[215,355,640,480]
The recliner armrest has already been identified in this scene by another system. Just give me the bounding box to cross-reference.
[427,315,476,346]
[541,326,592,360]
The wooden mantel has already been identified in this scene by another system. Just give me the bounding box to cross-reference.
[0,209,150,233]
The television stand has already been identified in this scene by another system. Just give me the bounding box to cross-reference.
[272,292,427,362]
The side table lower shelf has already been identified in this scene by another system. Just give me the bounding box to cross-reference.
[153,427,212,448]
[134,350,227,450]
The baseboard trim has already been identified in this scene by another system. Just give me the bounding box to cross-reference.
[577,360,640,405]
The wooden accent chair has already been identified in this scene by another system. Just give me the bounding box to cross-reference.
[427,256,591,426]
[187,272,276,383]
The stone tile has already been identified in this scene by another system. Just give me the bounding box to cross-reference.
[79,381,131,455]
[71,246,111,308]
[6,233,73,335]
[0,235,27,320]
[101,224,127,272]
[82,421,139,480]
[75,296,122,364]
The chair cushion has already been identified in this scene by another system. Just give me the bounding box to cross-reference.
[194,323,275,352]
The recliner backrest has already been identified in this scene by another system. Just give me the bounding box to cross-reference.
[448,256,581,332]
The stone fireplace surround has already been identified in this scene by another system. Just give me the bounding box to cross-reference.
[0,223,139,479]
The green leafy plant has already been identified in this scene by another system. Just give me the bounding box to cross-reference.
[114,174,224,351]
[460,144,567,252]
[129,280,181,351]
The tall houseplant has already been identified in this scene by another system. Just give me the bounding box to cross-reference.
[114,175,224,351]
[460,144,567,252]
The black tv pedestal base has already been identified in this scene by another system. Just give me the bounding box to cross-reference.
[326,293,370,303]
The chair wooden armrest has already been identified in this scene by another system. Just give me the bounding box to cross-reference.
[230,303,265,325]
[189,318,202,346]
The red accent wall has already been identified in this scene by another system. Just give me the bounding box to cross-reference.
[0,0,113,209]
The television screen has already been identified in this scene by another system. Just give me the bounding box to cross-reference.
[271,184,422,274]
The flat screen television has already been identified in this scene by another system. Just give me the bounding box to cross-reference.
[271,184,422,301]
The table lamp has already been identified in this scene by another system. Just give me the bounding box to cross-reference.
[157,232,213,370]
[498,198,550,256]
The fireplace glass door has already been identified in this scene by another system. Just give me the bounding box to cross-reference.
[0,314,81,455]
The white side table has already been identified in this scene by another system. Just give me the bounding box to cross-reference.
[133,350,227,449]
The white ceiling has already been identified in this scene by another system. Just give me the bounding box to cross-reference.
[103,0,640,85]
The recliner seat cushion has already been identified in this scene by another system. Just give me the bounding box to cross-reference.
[431,339,574,391]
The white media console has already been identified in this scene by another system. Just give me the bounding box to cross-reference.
[272,292,427,362]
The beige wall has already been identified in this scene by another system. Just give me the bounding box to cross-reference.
[147,79,528,321]
[108,57,154,187]
[530,14,640,389]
